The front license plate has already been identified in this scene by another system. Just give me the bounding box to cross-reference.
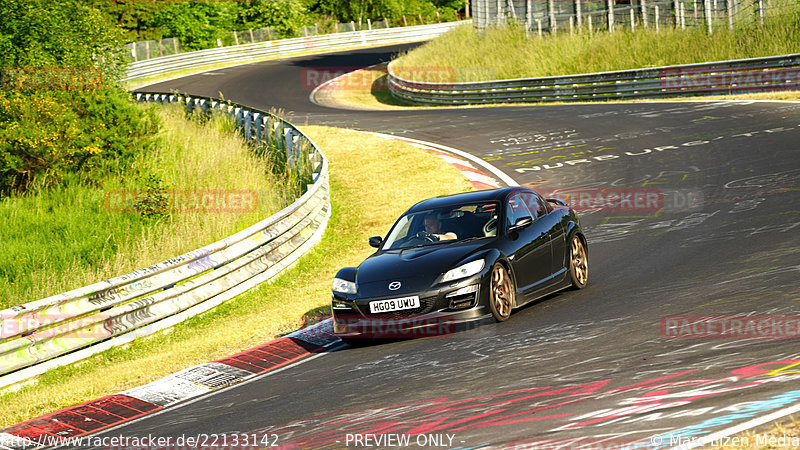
[369,296,420,313]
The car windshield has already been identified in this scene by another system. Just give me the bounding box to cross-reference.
[382,202,500,250]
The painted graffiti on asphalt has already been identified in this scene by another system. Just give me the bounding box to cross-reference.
[237,357,800,449]
[508,125,799,173]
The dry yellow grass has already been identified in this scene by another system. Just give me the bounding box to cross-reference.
[0,125,473,427]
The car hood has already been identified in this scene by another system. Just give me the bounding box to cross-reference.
[355,240,489,293]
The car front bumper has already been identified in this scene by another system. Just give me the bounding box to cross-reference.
[331,275,493,339]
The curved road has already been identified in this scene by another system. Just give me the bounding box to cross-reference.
[111,45,800,448]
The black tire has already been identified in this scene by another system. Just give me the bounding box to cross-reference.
[568,235,588,289]
[489,262,515,322]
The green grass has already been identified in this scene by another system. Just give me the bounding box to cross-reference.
[0,104,296,309]
[0,125,473,427]
[394,2,800,81]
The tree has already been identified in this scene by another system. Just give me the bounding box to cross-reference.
[0,0,124,80]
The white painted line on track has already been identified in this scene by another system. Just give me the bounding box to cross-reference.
[344,129,519,188]
[668,400,800,449]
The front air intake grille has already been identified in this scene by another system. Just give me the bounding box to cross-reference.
[447,291,477,310]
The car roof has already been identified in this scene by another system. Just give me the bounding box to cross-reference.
[406,187,527,212]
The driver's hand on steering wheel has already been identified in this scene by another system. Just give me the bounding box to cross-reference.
[416,231,440,242]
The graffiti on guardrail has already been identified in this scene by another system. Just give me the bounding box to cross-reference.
[0,314,110,340]
[389,54,800,104]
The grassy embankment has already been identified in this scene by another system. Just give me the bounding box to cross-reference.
[0,124,473,427]
[0,105,297,309]
[395,10,800,81]
[330,3,800,109]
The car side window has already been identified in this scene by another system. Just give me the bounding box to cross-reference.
[506,193,533,229]
[520,192,546,218]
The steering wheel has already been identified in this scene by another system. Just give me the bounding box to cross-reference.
[416,231,440,242]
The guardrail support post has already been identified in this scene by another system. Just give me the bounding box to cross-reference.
[630,8,635,31]
[655,5,660,30]
[727,0,734,28]
[285,128,295,168]
[680,1,686,29]
[674,0,680,26]
[244,112,253,141]
[252,113,262,142]
[526,0,533,32]
[641,0,648,28]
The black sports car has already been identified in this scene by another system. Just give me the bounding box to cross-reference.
[331,187,588,340]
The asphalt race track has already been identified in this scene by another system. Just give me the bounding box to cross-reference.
[105,45,800,448]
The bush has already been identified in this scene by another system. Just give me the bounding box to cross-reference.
[0,88,159,195]
[0,0,125,80]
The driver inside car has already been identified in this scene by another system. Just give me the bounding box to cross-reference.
[422,213,457,241]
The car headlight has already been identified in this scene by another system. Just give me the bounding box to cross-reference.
[332,277,357,294]
[441,260,485,283]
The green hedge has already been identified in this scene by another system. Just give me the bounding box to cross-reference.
[0,88,159,195]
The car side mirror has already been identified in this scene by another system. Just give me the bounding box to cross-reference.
[546,198,567,207]
[510,216,533,231]
[368,236,383,248]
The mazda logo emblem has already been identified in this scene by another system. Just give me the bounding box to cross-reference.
[388,281,401,291]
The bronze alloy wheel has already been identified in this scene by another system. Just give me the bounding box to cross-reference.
[489,263,514,321]
[569,235,588,289]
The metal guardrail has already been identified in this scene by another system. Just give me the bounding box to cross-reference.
[388,53,800,104]
[124,21,470,82]
[0,94,330,389]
